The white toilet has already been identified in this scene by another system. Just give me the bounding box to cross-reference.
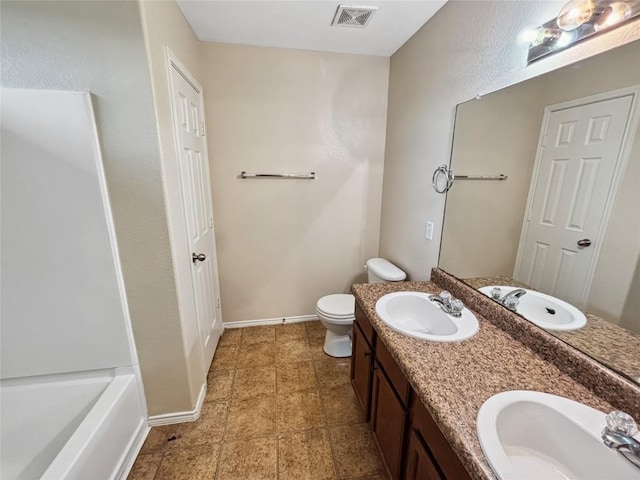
[316,258,407,357]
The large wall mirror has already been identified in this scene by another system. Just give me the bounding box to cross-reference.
[440,39,640,385]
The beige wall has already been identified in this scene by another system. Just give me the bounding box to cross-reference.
[200,43,389,323]
[1,0,189,416]
[619,257,640,333]
[380,0,640,281]
[139,0,207,415]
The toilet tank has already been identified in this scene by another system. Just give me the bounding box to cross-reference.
[365,258,406,283]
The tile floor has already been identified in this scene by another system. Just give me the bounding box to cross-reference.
[128,321,387,480]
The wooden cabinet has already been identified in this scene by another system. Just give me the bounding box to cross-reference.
[351,321,373,419]
[409,396,471,480]
[376,340,411,405]
[351,303,376,419]
[351,299,472,480]
[405,428,442,480]
[370,338,412,479]
[371,366,408,479]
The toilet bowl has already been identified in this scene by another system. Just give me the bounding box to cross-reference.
[316,294,355,358]
[316,258,406,358]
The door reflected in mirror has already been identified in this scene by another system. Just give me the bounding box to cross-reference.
[439,40,640,385]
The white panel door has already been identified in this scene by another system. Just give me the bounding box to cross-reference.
[169,64,222,370]
[516,94,633,307]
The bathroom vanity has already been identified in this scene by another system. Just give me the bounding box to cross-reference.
[351,301,470,480]
[349,271,640,480]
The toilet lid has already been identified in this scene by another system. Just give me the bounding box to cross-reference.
[317,294,355,317]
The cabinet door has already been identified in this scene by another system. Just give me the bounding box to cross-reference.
[350,323,373,419]
[371,366,408,480]
[404,428,443,480]
[411,398,472,480]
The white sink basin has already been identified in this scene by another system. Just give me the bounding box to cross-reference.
[479,286,586,331]
[477,391,639,480]
[375,291,479,342]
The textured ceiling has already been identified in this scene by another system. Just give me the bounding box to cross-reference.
[176,0,448,57]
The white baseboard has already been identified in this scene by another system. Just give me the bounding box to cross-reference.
[224,314,318,329]
[147,382,207,426]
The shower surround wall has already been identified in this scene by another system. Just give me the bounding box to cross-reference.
[1,88,147,479]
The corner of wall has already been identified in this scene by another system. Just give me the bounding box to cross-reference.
[137,0,209,415]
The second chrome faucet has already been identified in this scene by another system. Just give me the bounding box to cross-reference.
[490,287,527,311]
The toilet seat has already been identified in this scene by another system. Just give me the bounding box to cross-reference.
[316,307,354,319]
[316,311,354,325]
[316,294,355,317]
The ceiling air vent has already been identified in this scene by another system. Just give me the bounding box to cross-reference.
[331,5,377,28]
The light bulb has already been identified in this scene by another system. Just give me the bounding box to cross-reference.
[520,27,561,47]
[594,2,632,31]
[556,30,577,47]
[556,0,594,31]
[519,27,541,44]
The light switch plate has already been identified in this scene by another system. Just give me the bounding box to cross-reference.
[425,221,434,240]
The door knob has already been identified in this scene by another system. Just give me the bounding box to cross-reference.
[577,239,592,247]
[192,253,207,263]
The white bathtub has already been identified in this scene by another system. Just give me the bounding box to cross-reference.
[1,369,148,479]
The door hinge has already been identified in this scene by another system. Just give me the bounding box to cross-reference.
[201,122,206,137]
[209,216,214,229]
[216,298,221,308]
[542,134,548,147]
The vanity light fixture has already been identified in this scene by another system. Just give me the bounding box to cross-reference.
[522,0,640,63]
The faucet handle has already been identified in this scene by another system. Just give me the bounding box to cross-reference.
[490,287,502,299]
[606,411,638,436]
[450,299,465,314]
[439,291,452,302]
[503,296,520,310]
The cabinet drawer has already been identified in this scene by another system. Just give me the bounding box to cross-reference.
[411,397,471,480]
[355,301,376,347]
[376,340,412,407]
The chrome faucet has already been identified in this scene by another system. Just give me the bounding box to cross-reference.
[602,411,640,469]
[490,287,527,311]
[428,291,464,317]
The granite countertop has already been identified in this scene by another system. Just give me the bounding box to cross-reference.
[463,276,640,383]
[351,280,615,480]
[554,317,640,383]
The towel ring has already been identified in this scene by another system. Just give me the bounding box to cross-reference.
[432,165,454,194]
